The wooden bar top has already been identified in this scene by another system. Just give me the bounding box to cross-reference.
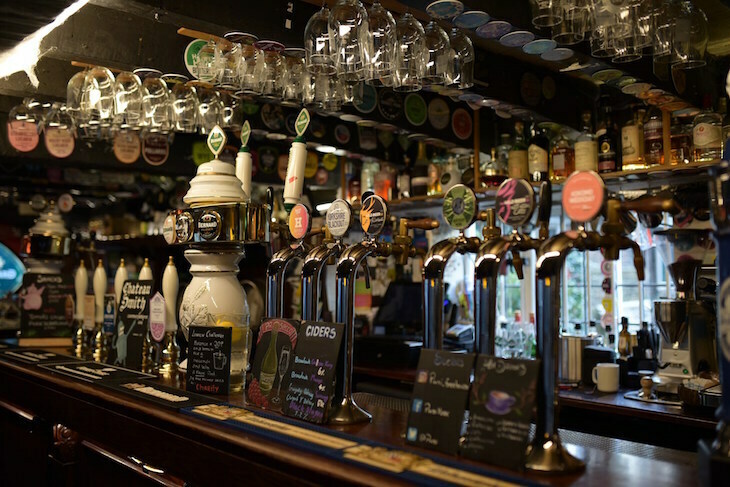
[0,353,701,487]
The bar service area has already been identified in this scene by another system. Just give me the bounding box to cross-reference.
[2,0,730,485]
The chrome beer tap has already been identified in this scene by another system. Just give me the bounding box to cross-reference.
[474,179,552,354]
[422,184,496,350]
[301,199,353,322]
[330,194,439,424]
[526,172,680,473]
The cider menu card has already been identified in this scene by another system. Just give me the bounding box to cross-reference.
[282,321,343,424]
[406,350,476,455]
[462,356,540,470]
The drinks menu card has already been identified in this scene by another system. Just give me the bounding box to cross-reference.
[187,325,232,395]
[462,356,540,470]
[282,321,343,424]
[406,349,476,455]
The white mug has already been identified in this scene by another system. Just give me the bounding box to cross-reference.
[592,363,620,392]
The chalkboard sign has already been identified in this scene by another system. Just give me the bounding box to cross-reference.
[187,325,232,395]
[462,356,540,470]
[18,273,74,338]
[406,349,475,455]
[282,321,343,424]
[247,318,300,411]
[109,280,153,369]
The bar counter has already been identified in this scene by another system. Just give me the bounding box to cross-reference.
[0,350,699,487]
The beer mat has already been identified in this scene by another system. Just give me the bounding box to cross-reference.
[38,361,156,383]
[182,404,535,487]
[0,348,80,365]
[96,379,219,409]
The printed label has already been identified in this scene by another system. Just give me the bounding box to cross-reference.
[693,123,722,148]
[507,150,528,179]
[113,132,141,164]
[621,125,641,162]
[198,211,222,241]
[326,199,352,238]
[7,121,39,152]
[527,144,548,173]
[288,204,310,241]
[44,127,75,158]
[562,171,605,223]
[574,140,597,171]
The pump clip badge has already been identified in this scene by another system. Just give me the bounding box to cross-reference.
[360,195,387,237]
[326,199,353,239]
[295,108,310,138]
[496,178,536,227]
[443,184,477,230]
[207,125,226,157]
[288,203,311,242]
[240,120,251,147]
[562,171,606,223]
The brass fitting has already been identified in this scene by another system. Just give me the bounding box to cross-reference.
[393,217,440,265]
[480,208,501,240]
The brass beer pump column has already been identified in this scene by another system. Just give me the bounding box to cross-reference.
[422,184,494,350]
[473,179,552,354]
[331,194,439,424]
[301,199,353,321]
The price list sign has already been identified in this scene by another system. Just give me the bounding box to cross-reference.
[406,349,475,455]
[187,326,232,395]
[462,356,540,470]
[282,321,343,424]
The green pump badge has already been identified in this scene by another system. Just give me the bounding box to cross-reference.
[443,184,477,230]
[207,125,226,157]
[240,120,251,148]
[295,108,310,137]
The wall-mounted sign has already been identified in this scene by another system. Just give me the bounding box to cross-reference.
[142,132,169,166]
[7,120,39,152]
[113,131,141,164]
[44,127,75,158]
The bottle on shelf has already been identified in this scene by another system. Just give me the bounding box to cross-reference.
[482,147,507,187]
[397,153,411,198]
[692,99,723,163]
[621,105,645,171]
[597,105,620,173]
[670,116,693,165]
[427,155,442,196]
[440,155,461,193]
[410,141,430,197]
[496,133,511,171]
[528,122,549,182]
[618,317,631,359]
[507,121,528,179]
[346,161,361,203]
[574,110,598,172]
[643,105,664,166]
[259,322,280,397]
[551,128,575,181]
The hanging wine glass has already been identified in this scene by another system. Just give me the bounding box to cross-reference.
[305,6,336,75]
[217,33,243,89]
[193,39,218,83]
[113,71,145,131]
[367,0,396,86]
[257,41,285,101]
[449,28,474,90]
[135,68,172,134]
[66,70,87,129]
[282,48,306,107]
[171,80,198,134]
[530,0,563,29]
[393,12,426,93]
[423,20,451,87]
[329,0,372,83]
[81,66,116,139]
[671,0,708,70]
[195,84,223,134]
[239,38,264,96]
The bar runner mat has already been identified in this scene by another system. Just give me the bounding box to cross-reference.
[182,404,538,487]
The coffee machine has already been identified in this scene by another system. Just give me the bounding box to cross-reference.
[653,230,717,395]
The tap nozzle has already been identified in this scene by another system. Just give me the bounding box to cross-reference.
[511,249,524,279]
[625,237,645,281]
[480,208,501,240]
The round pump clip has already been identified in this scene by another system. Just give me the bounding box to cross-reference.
[562,171,606,224]
[443,184,478,231]
[288,203,311,243]
[360,194,388,237]
[326,199,353,239]
[495,178,536,228]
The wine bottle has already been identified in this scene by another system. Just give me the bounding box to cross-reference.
[643,105,664,166]
[597,105,620,173]
[507,121,528,179]
[574,110,597,172]
[527,122,549,182]
[410,141,430,197]
[622,105,645,171]
[259,323,280,396]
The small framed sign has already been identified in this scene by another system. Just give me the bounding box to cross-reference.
[248,318,300,411]
[18,273,74,338]
[406,349,475,455]
[187,325,232,395]
[282,321,343,424]
[148,292,166,343]
[109,280,153,369]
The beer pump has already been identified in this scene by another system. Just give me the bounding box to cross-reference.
[301,199,353,321]
[92,260,107,362]
[331,194,439,424]
[473,179,551,354]
[422,184,498,349]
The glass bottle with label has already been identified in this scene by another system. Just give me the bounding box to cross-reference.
[259,322,279,396]
[397,153,411,198]
[410,141,430,197]
[427,155,442,196]
[550,128,574,181]
[496,133,511,170]
[618,317,631,359]
[670,117,692,165]
[574,110,597,172]
[528,122,549,182]
[621,106,645,171]
[597,105,620,173]
[507,121,528,179]
[692,102,722,163]
[643,105,664,166]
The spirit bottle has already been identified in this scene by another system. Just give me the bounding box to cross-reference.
[597,105,620,173]
[528,122,549,182]
[574,110,598,172]
[622,106,645,170]
[692,104,722,163]
[550,128,574,180]
[643,105,664,166]
[507,121,528,179]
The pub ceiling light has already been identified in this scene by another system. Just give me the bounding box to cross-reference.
[0,0,89,86]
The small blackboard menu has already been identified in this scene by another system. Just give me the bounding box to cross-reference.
[247,317,300,411]
[187,325,232,395]
[0,348,79,365]
[98,379,218,409]
[19,273,74,338]
[282,321,343,424]
[38,361,156,383]
[462,356,540,470]
[406,349,475,455]
[109,280,153,369]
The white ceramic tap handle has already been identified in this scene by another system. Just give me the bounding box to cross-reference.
[139,258,153,280]
[74,260,87,320]
[93,260,106,323]
[114,259,128,306]
[162,256,179,332]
